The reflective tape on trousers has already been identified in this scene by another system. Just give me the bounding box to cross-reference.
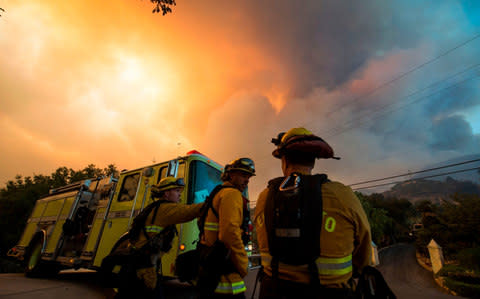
[260,252,353,276]
[215,281,246,294]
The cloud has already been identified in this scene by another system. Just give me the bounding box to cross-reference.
[429,115,478,151]
[2,0,480,199]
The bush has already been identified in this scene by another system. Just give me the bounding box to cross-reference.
[457,247,480,272]
[437,264,466,276]
[438,264,480,298]
[444,277,480,298]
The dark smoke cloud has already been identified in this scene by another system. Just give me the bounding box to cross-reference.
[198,1,471,98]
[429,115,478,151]
[424,80,480,119]
[198,0,480,196]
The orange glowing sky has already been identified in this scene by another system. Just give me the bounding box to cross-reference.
[0,1,292,198]
[1,0,479,202]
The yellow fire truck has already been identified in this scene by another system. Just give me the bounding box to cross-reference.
[7,150,230,278]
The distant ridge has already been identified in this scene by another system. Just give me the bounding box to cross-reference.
[383,177,480,204]
[380,154,480,204]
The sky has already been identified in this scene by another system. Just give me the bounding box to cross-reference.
[0,0,479,205]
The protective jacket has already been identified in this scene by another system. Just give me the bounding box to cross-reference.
[254,172,371,287]
[200,182,248,295]
[133,202,204,250]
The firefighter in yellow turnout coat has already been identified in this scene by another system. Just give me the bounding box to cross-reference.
[254,128,372,299]
[115,177,205,299]
[199,158,255,299]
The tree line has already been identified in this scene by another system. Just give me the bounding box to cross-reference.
[356,192,415,247]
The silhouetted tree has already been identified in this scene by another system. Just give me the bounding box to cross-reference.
[416,194,480,258]
[356,192,395,246]
[149,0,176,15]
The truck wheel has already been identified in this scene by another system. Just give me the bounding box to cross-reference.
[25,239,60,278]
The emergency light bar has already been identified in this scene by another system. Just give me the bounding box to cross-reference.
[186,150,204,156]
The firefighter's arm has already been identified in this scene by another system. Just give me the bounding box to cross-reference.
[157,202,205,226]
[218,189,248,277]
[351,192,372,272]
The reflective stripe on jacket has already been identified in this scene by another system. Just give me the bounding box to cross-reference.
[200,182,248,294]
[254,175,372,286]
[144,225,164,234]
[260,252,353,276]
[133,202,204,249]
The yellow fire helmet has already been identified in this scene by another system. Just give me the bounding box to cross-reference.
[224,158,256,176]
[271,127,339,160]
[151,177,185,197]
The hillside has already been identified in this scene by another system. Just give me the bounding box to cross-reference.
[382,176,480,204]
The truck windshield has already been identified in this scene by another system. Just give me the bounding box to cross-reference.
[188,160,222,204]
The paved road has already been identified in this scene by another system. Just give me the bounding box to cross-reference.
[0,244,463,299]
[0,270,107,299]
[377,243,461,299]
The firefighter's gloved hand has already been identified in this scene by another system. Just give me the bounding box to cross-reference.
[136,267,157,289]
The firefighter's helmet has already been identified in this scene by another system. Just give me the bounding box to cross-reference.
[271,127,338,159]
[222,158,256,181]
[151,177,185,198]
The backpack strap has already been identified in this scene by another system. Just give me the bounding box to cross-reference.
[303,174,328,287]
[197,185,237,242]
[264,176,286,281]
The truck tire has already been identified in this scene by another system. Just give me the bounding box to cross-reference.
[24,238,60,278]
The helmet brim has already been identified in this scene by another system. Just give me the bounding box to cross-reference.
[228,168,256,176]
[272,136,334,159]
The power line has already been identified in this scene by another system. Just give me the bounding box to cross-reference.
[348,158,480,187]
[318,63,480,138]
[250,157,480,205]
[256,35,480,167]
[254,36,480,168]
[351,166,480,191]
[324,72,480,139]
[319,32,480,119]
[254,74,478,167]
[253,63,480,169]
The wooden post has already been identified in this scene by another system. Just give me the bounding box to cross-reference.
[427,239,444,274]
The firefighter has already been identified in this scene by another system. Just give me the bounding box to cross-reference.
[198,157,255,299]
[115,176,205,299]
[253,128,372,299]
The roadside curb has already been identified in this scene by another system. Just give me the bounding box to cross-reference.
[415,251,432,272]
[415,250,458,296]
[433,276,458,296]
